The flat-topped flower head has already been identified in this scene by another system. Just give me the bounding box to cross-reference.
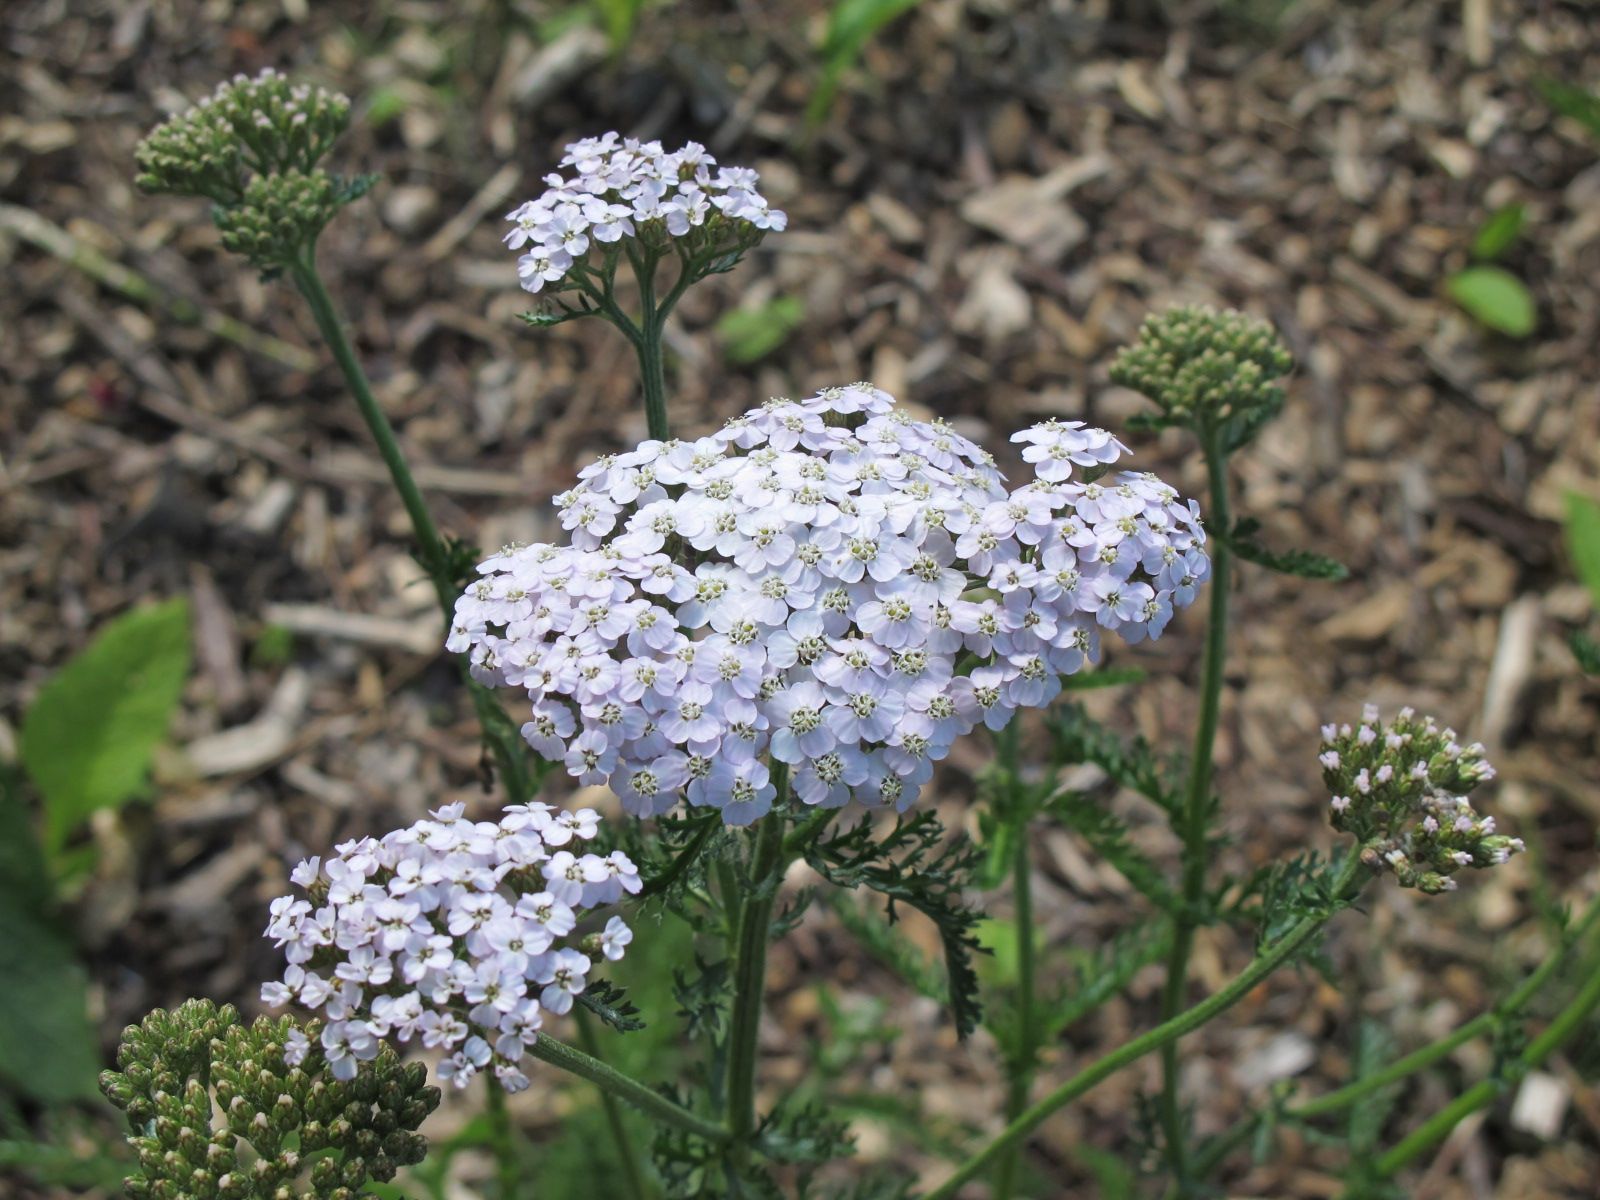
[1320,705,1521,894]
[507,132,785,296]
[453,385,1208,824]
[260,802,636,1094]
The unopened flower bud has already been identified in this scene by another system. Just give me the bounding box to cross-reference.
[1319,706,1521,893]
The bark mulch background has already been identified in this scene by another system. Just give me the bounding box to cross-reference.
[2,1,1598,1196]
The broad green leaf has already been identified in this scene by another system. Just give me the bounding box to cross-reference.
[20,599,190,854]
[1470,204,1525,262]
[1564,492,1600,611]
[0,896,100,1102]
[715,295,804,364]
[0,768,52,906]
[1447,266,1535,337]
[1537,77,1600,142]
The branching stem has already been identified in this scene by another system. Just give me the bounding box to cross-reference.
[926,854,1366,1200]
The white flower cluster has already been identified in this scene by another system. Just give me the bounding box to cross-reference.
[506,132,786,295]
[451,386,1207,825]
[260,802,637,1093]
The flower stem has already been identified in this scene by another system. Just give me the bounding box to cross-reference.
[575,1007,653,1200]
[1188,859,1600,1187]
[724,776,794,1165]
[994,721,1036,1200]
[1157,427,1232,1192]
[1367,924,1600,1183]
[527,1035,727,1144]
[484,1071,522,1200]
[924,854,1366,1200]
[288,251,535,804]
[290,254,452,612]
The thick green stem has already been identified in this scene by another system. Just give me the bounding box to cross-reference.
[994,722,1036,1200]
[925,855,1366,1200]
[576,1007,653,1200]
[1158,427,1232,1190]
[527,1035,728,1144]
[289,251,534,804]
[1368,938,1600,1183]
[635,314,670,442]
[1190,894,1600,1185]
[725,779,793,1163]
[484,1072,521,1199]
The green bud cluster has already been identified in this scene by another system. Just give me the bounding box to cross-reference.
[136,69,350,202]
[101,999,440,1200]
[1318,707,1522,895]
[214,171,345,272]
[135,68,366,269]
[1109,305,1293,435]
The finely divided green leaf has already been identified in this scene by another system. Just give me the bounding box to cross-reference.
[1043,791,1175,912]
[807,812,986,1037]
[1447,266,1536,337]
[1227,518,1350,581]
[20,599,190,853]
[1563,492,1600,611]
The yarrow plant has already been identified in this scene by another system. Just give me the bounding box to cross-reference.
[452,385,1206,824]
[101,70,1600,1200]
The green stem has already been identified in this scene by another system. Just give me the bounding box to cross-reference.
[994,722,1036,1200]
[576,1007,653,1200]
[925,855,1366,1200]
[289,251,534,804]
[620,246,671,441]
[1157,427,1232,1191]
[290,254,452,613]
[484,1072,521,1199]
[1191,894,1600,1184]
[725,777,793,1163]
[1368,936,1600,1182]
[527,1035,728,1144]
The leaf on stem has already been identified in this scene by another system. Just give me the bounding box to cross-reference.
[1040,920,1171,1043]
[578,979,647,1034]
[1226,518,1350,581]
[1042,790,1177,912]
[1047,703,1185,816]
[806,812,987,1037]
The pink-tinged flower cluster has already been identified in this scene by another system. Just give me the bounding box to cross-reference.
[261,803,637,1093]
[1320,705,1521,894]
[507,132,785,295]
[451,385,1208,824]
